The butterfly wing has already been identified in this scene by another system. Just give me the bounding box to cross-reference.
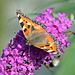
[16,10,60,54]
[28,29,48,45]
[16,10,33,40]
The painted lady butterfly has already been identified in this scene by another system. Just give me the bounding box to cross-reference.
[16,10,60,55]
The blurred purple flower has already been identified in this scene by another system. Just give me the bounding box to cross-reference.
[65,18,73,28]
[53,20,60,26]
[58,12,66,17]
[58,12,66,23]
[51,29,58,37]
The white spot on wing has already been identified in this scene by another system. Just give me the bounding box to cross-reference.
[28,22,31,25]
[53,52,57,54]
[47,49,53,52]
[41,47,47,49]
[19,19,23,23]
[18,14,19,17]
[50,45,52,47]
[22,26,26,30]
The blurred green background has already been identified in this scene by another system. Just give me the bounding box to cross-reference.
[0,0,75,75]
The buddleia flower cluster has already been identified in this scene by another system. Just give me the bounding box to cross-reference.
[0,8,73,75]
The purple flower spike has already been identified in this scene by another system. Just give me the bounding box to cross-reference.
[0,8,73,75]
[0,30,55,75]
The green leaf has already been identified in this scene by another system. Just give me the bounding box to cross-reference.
[53,13,58,18]
[70,14,74,21]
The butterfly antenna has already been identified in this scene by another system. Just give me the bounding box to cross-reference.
[13,32,27,42]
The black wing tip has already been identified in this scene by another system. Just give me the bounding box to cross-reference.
[16,9,22,15]
[16,10,29,19]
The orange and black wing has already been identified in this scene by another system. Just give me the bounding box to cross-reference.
[16,10,60,54]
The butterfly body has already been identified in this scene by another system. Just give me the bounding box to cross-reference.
[16,10,60,54]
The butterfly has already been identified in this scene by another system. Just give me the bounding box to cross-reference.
[16,10,60,55]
